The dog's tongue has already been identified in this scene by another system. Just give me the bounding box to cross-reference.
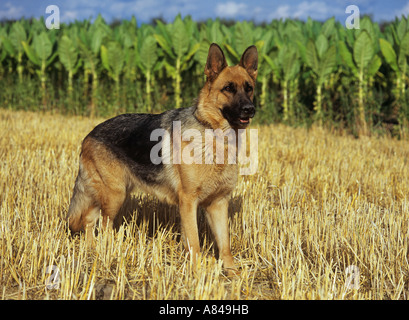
[240,118,249,124]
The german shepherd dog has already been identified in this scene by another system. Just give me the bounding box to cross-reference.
[67,43,258,274]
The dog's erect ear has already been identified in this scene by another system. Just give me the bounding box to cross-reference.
[239,45,258,81]
[205,43,228,81]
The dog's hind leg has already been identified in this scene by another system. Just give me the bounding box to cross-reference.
[66,161,101,246]
[67,137,130,245]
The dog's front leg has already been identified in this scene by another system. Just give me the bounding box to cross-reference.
[178,193,200,267]
[205,196,238,275]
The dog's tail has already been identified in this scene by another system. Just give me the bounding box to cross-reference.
[66,161,99,234]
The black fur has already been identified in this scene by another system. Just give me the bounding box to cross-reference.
[86,107,195,185]
[221,91,255,129]
[87,113,164,184]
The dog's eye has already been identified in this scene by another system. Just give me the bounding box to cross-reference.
[223,85,233,92]
[222,83,235,93]
[245,83,253,93]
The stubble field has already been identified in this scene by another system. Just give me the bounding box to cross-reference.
[1,108,409,300]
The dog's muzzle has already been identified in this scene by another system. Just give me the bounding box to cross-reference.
[239,104,255,124]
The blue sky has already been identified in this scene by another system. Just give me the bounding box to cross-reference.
[1,0,408,24]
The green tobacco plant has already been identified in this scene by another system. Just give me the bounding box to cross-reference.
[101,41,125,108]
[0,29,8,78]
[77,19,108,116]
[305,34,337,124]
[154,16,200,108]
[22,31,57,106]
[1,21,27,82]
[135,35,160,112]
[339,30,381,135]
[0,16,408,133]
[265,44,301,123]
[379,25,409,106]
[58,35,82,96]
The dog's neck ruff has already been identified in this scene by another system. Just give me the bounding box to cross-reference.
[193,105,215,129]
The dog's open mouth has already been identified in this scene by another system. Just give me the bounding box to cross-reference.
[239,118,250,124]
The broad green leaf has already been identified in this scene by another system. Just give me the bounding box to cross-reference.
[283,51,300,81]
[379,38,398,71]
[263,54,281,78]
[367,54,382,77]
[100,44,109,72]
[306,39,319,74]
[288,60,300,81]
[321,17,335,38]
[224,43,239,61]
[140,35,158,72]
[397,18,407,43]
[171,17,189,58]
[107,41,124,78]
[194,40,211,66]
[9,21,26,52]
[163,60,176,78]
[22,41,40,66]
[338,41,357,72]
[260,30,274,53]
[221,24,233,42]
[78,40,98,72]
[315,34,328,60]
[1,36,16,56]
[34,32,52,62]
[154,34,175,59]
[234,22,254,56]
[155,20,173,49]
[360,17,376,46]
[45,52,58,67]
[400,31,409,56]
[183,42,200,64]
[58,35,78,72]
[318,45,337,83]
[90,28,103,54]
[296,41,307,64]
[398,48,407,73]
[282,50,296,81]
[153,59,164,72]
[209,20,224,44]
[255,40,265,53]
[353,31,374,70]
[306,17,314,38]
[73,58,82,74]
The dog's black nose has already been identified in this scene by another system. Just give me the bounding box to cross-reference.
[241,104,255,118]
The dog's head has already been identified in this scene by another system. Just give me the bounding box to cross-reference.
[203,43,258,129]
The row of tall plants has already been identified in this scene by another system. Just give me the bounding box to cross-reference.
[0,15,409,135]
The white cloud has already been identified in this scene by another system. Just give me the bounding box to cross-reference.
[61,10,79,21]
[0,2,24,19]
[52,0,190,23]
[396,1,409,17]
[109,1,156,17]
[294,1,329,19]
[215,2,247,18]
[268,1,344,21]
[268,5,291,20]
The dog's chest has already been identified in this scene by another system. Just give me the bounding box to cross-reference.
[195,163,238,204]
